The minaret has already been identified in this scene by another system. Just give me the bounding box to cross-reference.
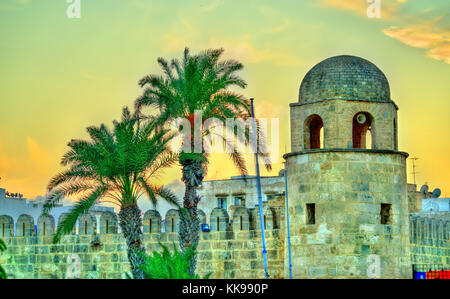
[284,55,411,278]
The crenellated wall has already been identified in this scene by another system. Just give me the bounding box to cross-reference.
[409,212,450,272]
[0,230,285,279]
[0,203,285,279]
[1,195,448,278]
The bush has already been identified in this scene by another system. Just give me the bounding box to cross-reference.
[139,242,211,279]
[0,238,7,279]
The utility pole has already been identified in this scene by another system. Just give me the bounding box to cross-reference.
[250,98,269,279]
[410,157,419,185]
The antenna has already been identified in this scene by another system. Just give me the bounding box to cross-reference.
[410,157,419,185]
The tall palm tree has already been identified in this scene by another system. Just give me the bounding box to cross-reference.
[136,48,271,274]
[44,107,179,279]
[0,237,7,279]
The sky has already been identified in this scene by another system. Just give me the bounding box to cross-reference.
[1,0,449,209]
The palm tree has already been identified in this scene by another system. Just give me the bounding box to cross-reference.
[135,48,271,274]
[44,107,179,279]
[0,238,7,279]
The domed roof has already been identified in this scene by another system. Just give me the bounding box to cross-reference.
[299,55,391,104]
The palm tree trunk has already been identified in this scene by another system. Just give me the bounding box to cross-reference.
[179,158,204,276]
[119,204,146,279]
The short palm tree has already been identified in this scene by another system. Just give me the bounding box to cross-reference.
[136,48,271,274]
[44,107,179,279]
[0,237,7,279]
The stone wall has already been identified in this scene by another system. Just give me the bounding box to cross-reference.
[0,199,286,279]
[0,229,284,279]
[409,213,450,272]
[284,150,412,278]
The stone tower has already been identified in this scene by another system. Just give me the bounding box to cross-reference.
[284,55,411,278]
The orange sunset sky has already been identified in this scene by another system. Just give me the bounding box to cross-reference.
[1,0,449,204]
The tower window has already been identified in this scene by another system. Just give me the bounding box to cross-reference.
[305,115,324,149]
[381,204,392,225]
[353,112,373,149]
[306,203,316,224]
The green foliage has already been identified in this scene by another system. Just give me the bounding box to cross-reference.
[139,242,211,279]
[136,47,272,176]
[44,106,181,243]
[0,238,7,279]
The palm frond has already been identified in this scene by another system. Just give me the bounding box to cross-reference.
[53,185,107,243]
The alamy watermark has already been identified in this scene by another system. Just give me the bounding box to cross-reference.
[366,254,381,278]
[366,0,381,19]
[169,111,279,163]
[67,0,81,19]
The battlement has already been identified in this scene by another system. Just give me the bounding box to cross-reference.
[0,204,285,238]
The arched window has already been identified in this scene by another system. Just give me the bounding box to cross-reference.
[304,114,324,149]
[352,112,373,149]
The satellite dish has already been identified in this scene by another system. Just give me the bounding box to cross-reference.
[356,113,367,124]
[432,188,441,198]
[420,184,429,195]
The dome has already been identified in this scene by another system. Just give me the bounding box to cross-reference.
[299,55,391,104]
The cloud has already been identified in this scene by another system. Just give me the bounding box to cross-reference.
[257,6,293,34]
[207,37,304,67]
[0,137,55,198]
[0,0,30,11]
[198,0,222,12]
[320,0,405,19]
[162,17,303,67]
[382,21,450,64]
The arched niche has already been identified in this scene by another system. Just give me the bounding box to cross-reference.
[78,213,96,235]
[164,209,180,233]
[17,214,34,236]
[252,206,275,230]
[232,207,250,231]
[210,208,229,232]
[0,215,14,237]
[99,212,118,234]
[37,214,55,236]
[143,210,161,233]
